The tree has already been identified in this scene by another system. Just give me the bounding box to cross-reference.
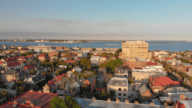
[128,78,133,84]
[0,90,8,98]
[30,70,35,74]
[25,52,32,56]
[68,65,73,69]
[18,86,24,94]
[73,71,80,76]
[106,58,122,73]
[65,95,80,108]
[49,97,67,108]
[100,90,107,100]
[80,57,91,67]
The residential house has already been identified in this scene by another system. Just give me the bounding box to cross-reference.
[72,67,82,74]
[24,74,45,85]
[107,77,128,102]
[174,63,192,73]
[72,77,85,95]
[163,86,190,96]
[82,76,96,92]
[132,66,166,81]
[139,84,152,102]
[0,67,30,82]
[38,54,47,61]
[149,77,180,93]
[114,67,129,78]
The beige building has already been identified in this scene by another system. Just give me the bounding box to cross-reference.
[122,41,148,59]
[107,77,128,102]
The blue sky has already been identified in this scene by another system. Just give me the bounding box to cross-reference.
[0,0,192,40]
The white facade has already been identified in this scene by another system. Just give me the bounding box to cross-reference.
[107,77,128,102]
[132,66,166,81]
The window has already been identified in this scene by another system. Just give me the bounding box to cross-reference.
[123,89,127,91]
[119,88,121,91]
[118,93,121,96]
[123,94,126,96]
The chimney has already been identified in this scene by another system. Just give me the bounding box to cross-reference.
[5,66,7,71]
[116,98,120,103]
[38,90,42,93]
[125,100,129,104]
[92,97,96,101]
[30,89,33,92]
[30,102,34,107]
[150,102,154,106]
[107,98,111,102]
[179,94,186,100]
[134,101,139,104]
[13,100,17,104]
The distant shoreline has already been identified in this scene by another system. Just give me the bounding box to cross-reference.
[106,43,178,45]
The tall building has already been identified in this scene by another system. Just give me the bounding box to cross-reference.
[122,41,148,59]
[107,77,128,102]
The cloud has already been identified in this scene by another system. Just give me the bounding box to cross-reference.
[0,19,192,40]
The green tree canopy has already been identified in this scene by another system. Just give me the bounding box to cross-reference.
[49,97,67,108]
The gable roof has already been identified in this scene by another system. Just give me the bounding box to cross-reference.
[149,77,180,87]
[0,91,58,108]
[77,78,85,86]
[23,65,35,70]
[140,84,149,94]
[7,61,21,67]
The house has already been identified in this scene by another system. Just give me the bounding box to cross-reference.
[82,76,96,92]
[23,65,35,70]
[0,90,58,108]
[43,81,57,93]
[139,84,152,102]
[149,77,180,93]
[38,54,47,61]
[64,60,75,63]
[163,86,190,96]
[72,77,85,95]
[107,77,128,102]
[132,66,166,81]
[114,67,129,78]
[0,67,30,82]
[24,74,45,85]
[174,63,192,73]
[48,51,61,59]
[72,67,82,74]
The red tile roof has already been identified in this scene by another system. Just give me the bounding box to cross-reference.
[20,48,29,50]
[64,60,75,63]
[0,91,58,108]
[19,56,27,59]
[27,55,34,58]
[3,57,18,62]
[0,61,3,64]
[23,65,35,70]
[149,77,180,87]
[48,80,55,87]
[55,73,66,82]
[47,73,66,87]
[7,61,21,67]
[146,61,157,66]
[39,54,46,57]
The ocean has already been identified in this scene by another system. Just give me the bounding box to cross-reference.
[0,41,192,52]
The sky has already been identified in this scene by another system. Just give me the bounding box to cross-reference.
[0,0,192,40]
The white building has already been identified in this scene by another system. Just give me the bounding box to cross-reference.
[72,67,82,74]
[132,66,166,81]
[107,77,128,102]
[114,67,129,78]
[91,56,107,65]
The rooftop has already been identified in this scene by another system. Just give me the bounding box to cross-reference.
[108,77,128,87]
[74,98,170,108]
[0,91,58,108]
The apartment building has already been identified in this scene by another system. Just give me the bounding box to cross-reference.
[122,41,148,59]
[107,77,128,102]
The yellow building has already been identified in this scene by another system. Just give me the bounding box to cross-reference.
[122,41,148,59]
